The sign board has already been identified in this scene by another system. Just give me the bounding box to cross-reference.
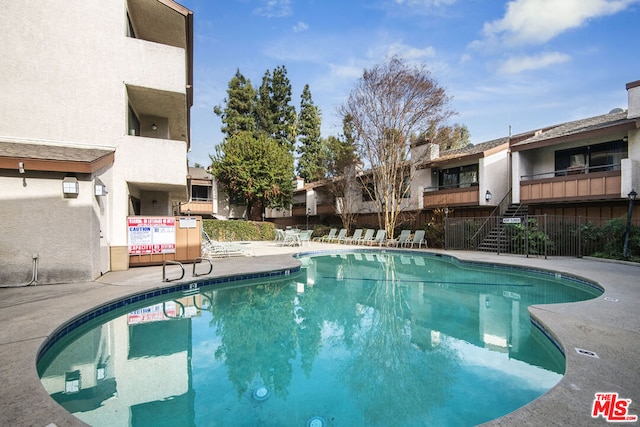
[502,217,522,224]
[127,302,177,324]
[128,217,176,255]
[179,217,197,229]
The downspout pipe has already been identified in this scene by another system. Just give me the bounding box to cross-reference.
[0,253,38,288]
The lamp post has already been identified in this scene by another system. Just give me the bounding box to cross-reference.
[623,189,637,258]
[306,208,311,230]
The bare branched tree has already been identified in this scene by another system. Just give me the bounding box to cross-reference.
[339,57,454,236]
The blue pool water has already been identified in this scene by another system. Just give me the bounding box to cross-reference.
[38,251,602,426]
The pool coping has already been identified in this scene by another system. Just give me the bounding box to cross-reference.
[0,244,638,427]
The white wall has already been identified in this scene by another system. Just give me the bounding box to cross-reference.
[0,0,190,280]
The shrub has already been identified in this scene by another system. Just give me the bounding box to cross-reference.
[203,220,276,241]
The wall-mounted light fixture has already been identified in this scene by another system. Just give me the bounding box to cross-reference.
[152,199,158,206]
[151,124,158,131]
[18,162,25,174]
[62,176,79,196]
[95,183,107,196]
[485,190,492,201]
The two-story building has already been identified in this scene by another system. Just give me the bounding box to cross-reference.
[276,80,639,241]
[0,0,193,284]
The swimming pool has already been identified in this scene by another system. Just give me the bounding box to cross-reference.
[37,251,602,426]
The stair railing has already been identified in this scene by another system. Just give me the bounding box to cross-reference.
[470,189,512,248]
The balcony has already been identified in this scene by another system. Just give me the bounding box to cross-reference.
[180,199,213,217]
[423,186,479,208]
[292,206,308,217]
[520,167,621,203]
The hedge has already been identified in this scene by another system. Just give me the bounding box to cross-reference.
[202,219,276,242]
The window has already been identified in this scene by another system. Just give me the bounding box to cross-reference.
[401,176,411,198]
[191,185,211,201]
[362,182,377,202]
[555,140,627,176]
[438,165,478,189]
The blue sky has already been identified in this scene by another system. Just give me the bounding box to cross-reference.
[179,0,640,167]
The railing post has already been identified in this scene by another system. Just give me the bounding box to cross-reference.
[544,214,548,260]
[578,216,582,258]
[525,214,529,258]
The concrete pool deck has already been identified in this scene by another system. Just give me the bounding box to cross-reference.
[0,241,638,426]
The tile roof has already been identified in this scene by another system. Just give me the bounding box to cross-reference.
[417,137,510,168]
[511,110,632,147]
[0,141,113,162]
[188,166,212,180]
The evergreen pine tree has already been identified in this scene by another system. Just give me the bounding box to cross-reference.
[296,84,324,182]
[213,69,256,136]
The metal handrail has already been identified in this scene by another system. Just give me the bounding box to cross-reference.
[520,163,621,181]
[163,300,184,319]
[192,257,213,277]
[470,189,512,247]
[162,260,185,282]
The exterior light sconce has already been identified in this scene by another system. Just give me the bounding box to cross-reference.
[187,208,191,217]
[62,176,79,196]
[94,183,107,196]
[151,124,158,131]
[485,190,492,201]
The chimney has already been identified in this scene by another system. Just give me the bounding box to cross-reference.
[410,139,439,161]
[626,79,640,119]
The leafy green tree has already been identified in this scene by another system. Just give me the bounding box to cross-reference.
[213,69,257,136]
[210,131,293,219]
[296,84,324,182]
[255,66,297,152]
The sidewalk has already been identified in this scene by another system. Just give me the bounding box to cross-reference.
[0,242,638,426]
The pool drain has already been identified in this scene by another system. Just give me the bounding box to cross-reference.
[306,416,326,427]
[252,386,270,401]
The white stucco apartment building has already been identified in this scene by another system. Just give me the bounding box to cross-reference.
[0,0,193,284]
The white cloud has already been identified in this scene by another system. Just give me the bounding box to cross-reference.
[253,0,292,18]
[293,21,309,32]
[483,0,639,45]
[498,51,571,74]
[394,0,456,6]
[385,42,436,61]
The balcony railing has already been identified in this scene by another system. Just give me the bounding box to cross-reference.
[423,185,479,208]
[181,200,213,216]
[520,165,621,202]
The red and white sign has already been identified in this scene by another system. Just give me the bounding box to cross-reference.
[592,392,638,422]
[128,217,176,255]
[127,302,177,324]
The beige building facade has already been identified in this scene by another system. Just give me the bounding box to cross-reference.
[0,0,193,284]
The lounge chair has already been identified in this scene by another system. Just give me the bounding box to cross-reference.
[387,229,411,247]
[201,229,254,257]
[283,229,301,246]
[363,229,386,246]
[274,229,285,243]
[298,230,313,246]
[340,228,363,244]
[329,228,347,243]
[317,228,337,242]
[358,229,375,245]
[407,229,427,248]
